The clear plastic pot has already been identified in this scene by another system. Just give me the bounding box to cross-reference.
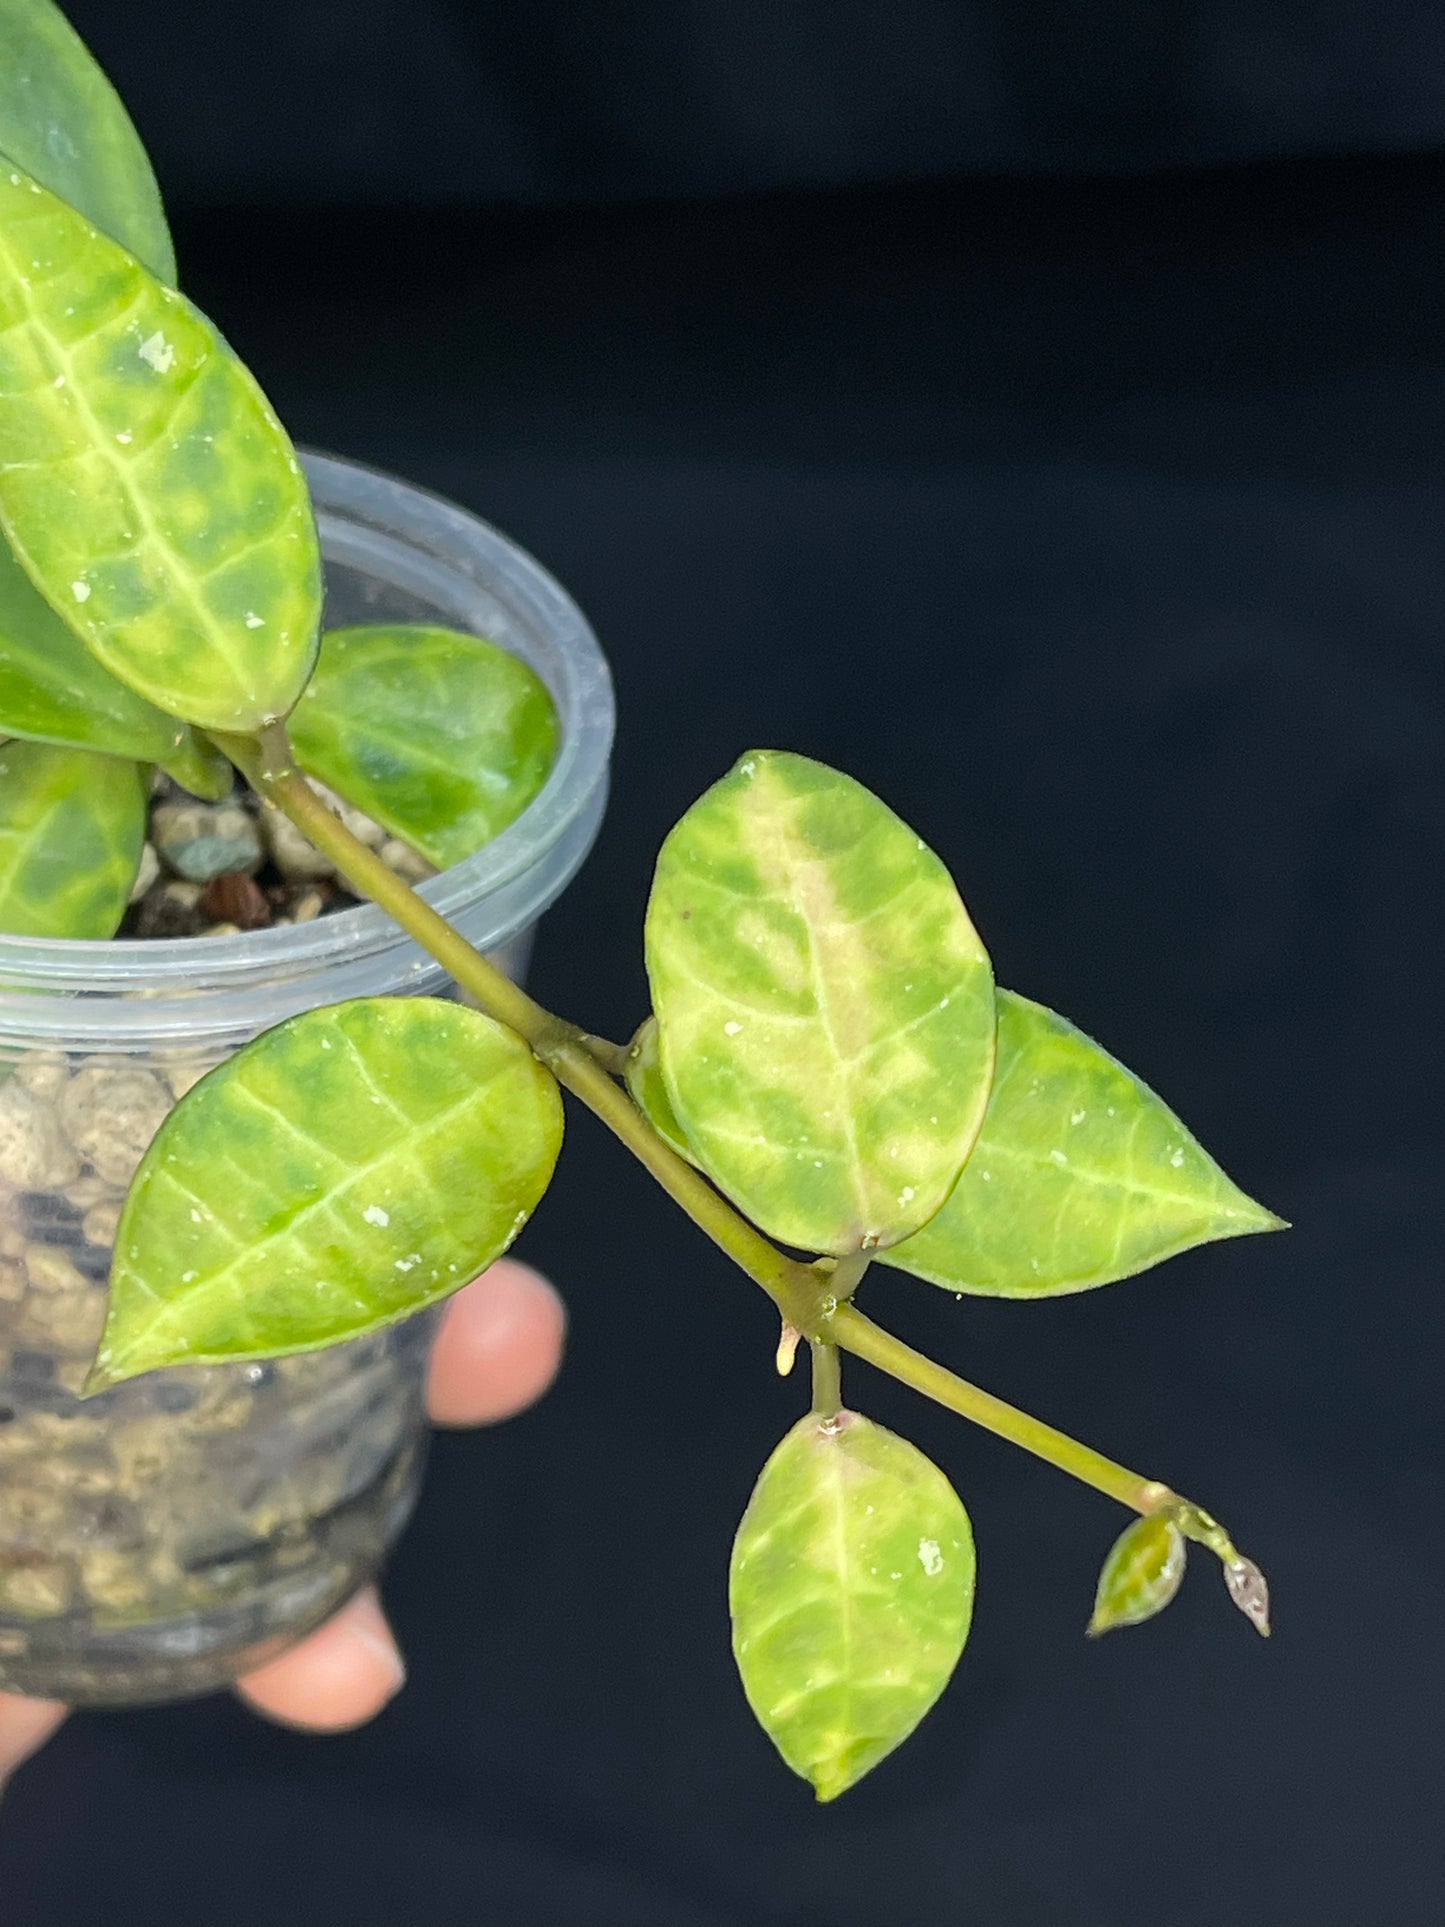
[0,452,613,1705]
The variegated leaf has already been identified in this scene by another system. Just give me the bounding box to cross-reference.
[89,997,564,1386]
[884,991,1283,1296]
[0,162,320,732]
[645,751,995,1255]
[730,1411,975,1801]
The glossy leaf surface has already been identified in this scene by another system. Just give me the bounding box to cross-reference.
[731,1411,975,1801]
[0,0,175,281]
[0,737,144,935]
[0,530,228,795]
[884,991,1283,1297]
[89,997,564,1387]
[646,751,995,1255]
[1088,1511,1186,1635]
[290,624,559,867]
[0,163,321,732]
[624,1015,695,1164]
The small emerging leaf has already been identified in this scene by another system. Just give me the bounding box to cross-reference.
[884,990,1284,1297]
[0,532,229,796]
[1088,1511,1186,1636]
[1223,1556,1271,1637]
[89,997,564,1387]
[0,738,145,936]
[730,1410,975,1801]
[624,1015,696,1164]
[290,624,559,867]
[0,163,321,732]
[0,0,175,282]
[646,751,996,1255]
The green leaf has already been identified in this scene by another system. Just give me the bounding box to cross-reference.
[1087,1511,1187,1636]
[624,1015,696,1164]
[0,737,145,935]
[883,990,1284,1297]
[0,529,229,796]
[730,1410,975,1801]
[88,997,564,1388]
[0,162,321,733]
[289,623,560,868]
[645,751,996,1255]
[0,0,175,282]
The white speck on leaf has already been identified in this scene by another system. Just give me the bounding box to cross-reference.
[918,1537,944,1576]
[1170,1148,1185,1167]
[138,331,175,373]
[70,579,90,602]
[394,1253,422,1272]
[244,612,265,629]
[723,1021,742,1036]
[363,1204,390,1227]
[180,1269,198,1283]
[899,1186,915,1204]
[115,430,132,443]
[1070,1108,1087,1124]
[980,1168,992,1181]
[1050,1148,1069,1167]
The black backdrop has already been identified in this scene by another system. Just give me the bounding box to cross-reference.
[2,7,1444,1924]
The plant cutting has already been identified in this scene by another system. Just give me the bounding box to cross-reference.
[0,1,1284,1800]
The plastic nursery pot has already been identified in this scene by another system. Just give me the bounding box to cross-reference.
[0,453,613,1706]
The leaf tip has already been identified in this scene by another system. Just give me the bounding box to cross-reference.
[79,1356,121,1398]
[1225,1193,1290,1238]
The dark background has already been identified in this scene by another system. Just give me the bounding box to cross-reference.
[3,3,1444,1922]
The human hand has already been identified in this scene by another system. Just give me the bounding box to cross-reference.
[0,1259,565,1793]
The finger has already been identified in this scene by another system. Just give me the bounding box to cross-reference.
[235,1586,404,1732]
[426,1258,566,1428]
[0,1694,67,1797]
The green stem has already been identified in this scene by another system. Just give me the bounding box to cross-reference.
[217,726,1198,1526]
[830,1306,1166,1514]
[810,1341,843,1417]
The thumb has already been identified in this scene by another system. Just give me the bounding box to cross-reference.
[0,1694,67,1799]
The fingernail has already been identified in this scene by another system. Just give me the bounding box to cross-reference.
[346,1588,406,1697]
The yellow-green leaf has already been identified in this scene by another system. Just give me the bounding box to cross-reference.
[0,0,175,282]
[0,163,320,732]
[883,990,1284,1297]
[88,997,564,1387]
[0,530,229,795]
[1087,1511,1187,1636]
[645,751,995,1255]
[289,623,559,867]
[730,1411,975,1801]
[0,737,145,936]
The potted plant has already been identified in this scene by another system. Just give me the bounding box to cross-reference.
[0,1,1281,1798]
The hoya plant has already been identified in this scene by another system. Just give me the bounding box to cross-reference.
[0,0,1281,1799]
